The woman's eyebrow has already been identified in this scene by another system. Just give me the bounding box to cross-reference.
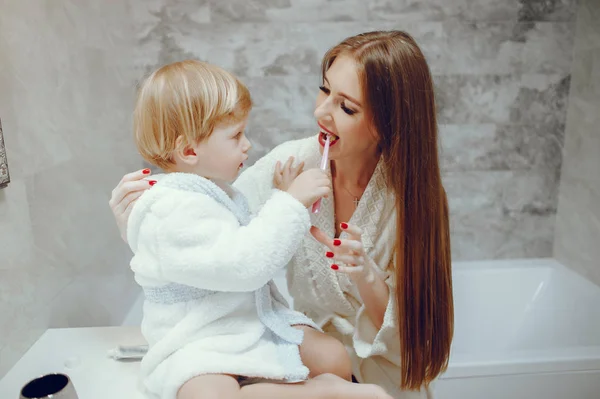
[323,76,362,108]
[339,92,361,108]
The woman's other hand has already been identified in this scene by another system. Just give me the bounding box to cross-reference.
[108,168,156,243]
[310,223,378,284]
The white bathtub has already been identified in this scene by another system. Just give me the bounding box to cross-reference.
[435,258,600,399]
[122,258,600,398]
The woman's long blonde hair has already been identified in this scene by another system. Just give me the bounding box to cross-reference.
[322,31,453,390]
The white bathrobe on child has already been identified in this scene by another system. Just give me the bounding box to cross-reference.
[127,173,320,399]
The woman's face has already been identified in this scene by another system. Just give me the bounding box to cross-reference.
[314,55,379,161]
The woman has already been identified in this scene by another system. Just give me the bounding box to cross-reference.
[109,30,453,398]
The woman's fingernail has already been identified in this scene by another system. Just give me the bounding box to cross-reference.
[149,180,157,186]
[331,264,339,270]
[142,168,151,174]
[326,251,334,258]
[333,239,341,246]
[341,223,348,229]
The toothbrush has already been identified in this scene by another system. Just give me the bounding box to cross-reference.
[312,135,330,214]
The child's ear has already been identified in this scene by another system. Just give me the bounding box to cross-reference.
[174,136,198,166]
[182,147,197,157]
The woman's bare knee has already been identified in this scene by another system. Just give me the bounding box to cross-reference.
[177,374,240,399]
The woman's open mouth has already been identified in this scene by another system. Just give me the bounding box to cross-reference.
[319,130,339,147]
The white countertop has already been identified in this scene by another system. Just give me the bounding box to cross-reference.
[0,327,147,399]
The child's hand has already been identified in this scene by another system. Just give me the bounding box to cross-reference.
[287,168,331,208]
[273,156,304,191]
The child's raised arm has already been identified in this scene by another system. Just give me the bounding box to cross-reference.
[130,188,310,292]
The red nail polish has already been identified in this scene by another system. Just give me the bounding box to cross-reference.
[149,180,157,186]
[341,223,348,229]
[333,239,341,246]
[331,264,339,270]
[326,251,334,258]
[142,168,151,174]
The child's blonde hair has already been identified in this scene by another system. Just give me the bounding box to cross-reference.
[134,60,252,170]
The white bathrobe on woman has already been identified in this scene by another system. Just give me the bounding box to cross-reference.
[233,135,434,399]
[127,173,320,399]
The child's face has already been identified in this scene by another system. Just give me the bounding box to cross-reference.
[192,118,251,182]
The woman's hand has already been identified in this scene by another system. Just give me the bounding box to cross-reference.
[312,222,390,328]
[310,223,378,284]
[273,156,304,192]
[108,168,156,243]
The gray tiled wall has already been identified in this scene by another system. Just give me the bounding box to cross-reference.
[554,0,600,286]
[132,0,578,260]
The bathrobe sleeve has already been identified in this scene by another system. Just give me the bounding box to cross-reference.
[233,136,315,214]
[352,269,402,365]
[134,188,311,292]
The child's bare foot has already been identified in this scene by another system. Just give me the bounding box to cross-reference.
[307,373,393,399]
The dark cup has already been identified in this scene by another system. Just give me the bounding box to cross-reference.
[19,373,78,399]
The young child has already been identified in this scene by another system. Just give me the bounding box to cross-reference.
[128,60,390,399]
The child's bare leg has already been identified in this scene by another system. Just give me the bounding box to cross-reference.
[294,325,353,381]
[177,373,392,399]
[177,374,240,399]
[240,374,392,399]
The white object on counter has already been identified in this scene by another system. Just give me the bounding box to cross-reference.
[0,327,146,399]
[107,344,149,360]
